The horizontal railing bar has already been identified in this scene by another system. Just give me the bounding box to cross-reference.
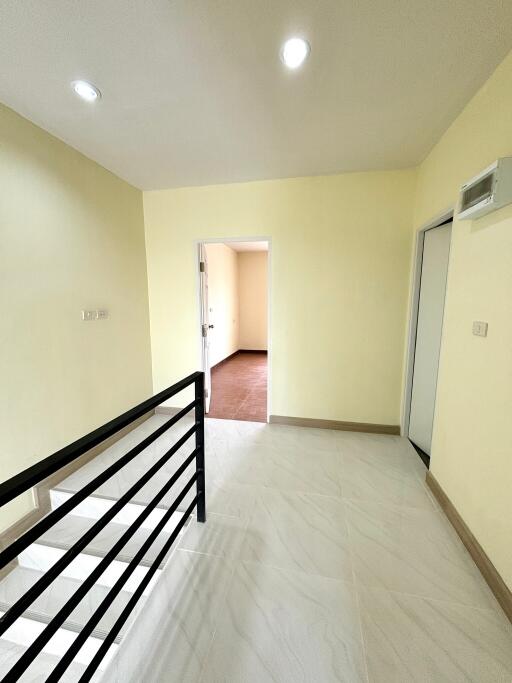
[0,436,198,638]
[0,405,198,571]
[2,469,198,683]
[0,373,202,507]
[79,496,198,683]
[18,478,199,683]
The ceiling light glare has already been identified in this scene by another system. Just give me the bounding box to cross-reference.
[71,80,101,102]
[281,37,310,69]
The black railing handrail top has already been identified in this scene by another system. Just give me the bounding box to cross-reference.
[0,371,202,508]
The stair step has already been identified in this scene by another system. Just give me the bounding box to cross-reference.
[36,513,176,569]
[0,612,114,673]
[54,415,198,512]
[0,638,98,682]
[18,542,158,596]
[50,488,194,533]
[0,567,141,644]
[55,458,197,512]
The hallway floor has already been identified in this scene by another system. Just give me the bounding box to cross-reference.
[105,416,512,683]
[208,351,267,422]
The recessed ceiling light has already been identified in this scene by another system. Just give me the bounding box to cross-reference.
[71,80,101,102]
[280,37,310,69]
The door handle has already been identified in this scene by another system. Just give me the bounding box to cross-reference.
[208,324,215,329]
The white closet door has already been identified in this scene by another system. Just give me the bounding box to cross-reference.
[409,222,451,455]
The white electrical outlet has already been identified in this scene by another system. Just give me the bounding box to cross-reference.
[472,321,488,337]
[97,309,109,320]
[81,310,97,321]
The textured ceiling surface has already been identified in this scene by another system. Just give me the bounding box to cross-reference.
[1,1,511,189]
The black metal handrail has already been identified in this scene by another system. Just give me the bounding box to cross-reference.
[0,371,206,682]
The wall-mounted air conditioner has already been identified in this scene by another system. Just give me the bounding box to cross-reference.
[458,157,512,220]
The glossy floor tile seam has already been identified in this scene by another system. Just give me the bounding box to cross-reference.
[86,418,512,682]
[338,455,442,511]
[348,509,510,680]
[195,553,244,683]
[353,576,505,618]
[343,493,471,554]
[358,588,512,683]
[195,551,243,683]
[237,554,358,588]
[206,447,435,512]
[227,477,439,512]
[240,491,354,584]
[345,499,500,614]
[251,483,347,502]
[198,559,369,683]
[341,488,440,514]
[178,510,252,564]
[344,496,371,683]
[337,447,428,474]
[100,549,239,683]
[196,571,242,683]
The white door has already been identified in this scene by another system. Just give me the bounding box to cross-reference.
[409,222,452,455]
[198,243,211,413]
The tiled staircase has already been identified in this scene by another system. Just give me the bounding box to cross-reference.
[0,412,197,681]
[0,640,90,682]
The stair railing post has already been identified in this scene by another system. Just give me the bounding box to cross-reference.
[195,372,206,523]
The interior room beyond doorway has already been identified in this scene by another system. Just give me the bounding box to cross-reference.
[200,240,269,422]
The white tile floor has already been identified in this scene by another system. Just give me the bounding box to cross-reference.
[102,416,512,683]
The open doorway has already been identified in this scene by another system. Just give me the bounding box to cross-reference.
[198,239,270,422]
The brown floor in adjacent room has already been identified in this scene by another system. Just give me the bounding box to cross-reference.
[207,351,267,422]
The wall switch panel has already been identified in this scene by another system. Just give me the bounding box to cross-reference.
[472,321,488,337]
[82,309,109,321]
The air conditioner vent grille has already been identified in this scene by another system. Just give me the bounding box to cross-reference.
[458,157,512,220]
[461,173,494,213]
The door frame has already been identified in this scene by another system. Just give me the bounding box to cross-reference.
[195,236,272,422]
[198,242,211,413]
[401,208,454,438]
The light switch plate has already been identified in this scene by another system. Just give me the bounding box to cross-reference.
[81,310,97,321]
[97,309,109,320]
[472,321,488,337]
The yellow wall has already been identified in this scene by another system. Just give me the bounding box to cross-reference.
[413,50,512,587]
[238,251,268,351]
[143,169,416,424]
[3,45,511,589]
[0,104,152,531]
[204,243,239,366]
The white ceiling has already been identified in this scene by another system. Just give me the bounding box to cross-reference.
[1,1,511,190]
[227,241,269,252]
